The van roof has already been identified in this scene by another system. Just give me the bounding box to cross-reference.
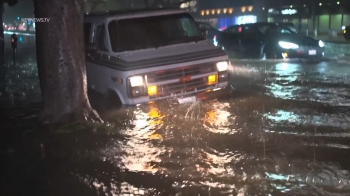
[84,8,187,19]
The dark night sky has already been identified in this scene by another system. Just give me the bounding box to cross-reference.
[4,0,34,23]
[197,0,256,9]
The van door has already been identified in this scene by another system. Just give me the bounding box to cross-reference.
[87,23,109,93]
[93,24,109,53]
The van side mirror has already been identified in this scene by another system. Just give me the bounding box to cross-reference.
[87,43,97,50]
[201,29,208,37]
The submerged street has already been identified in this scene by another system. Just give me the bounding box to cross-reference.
[2,57,350,195]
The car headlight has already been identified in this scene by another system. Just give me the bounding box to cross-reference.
[129,76,144,87]
[216,61,228,71]
[318,40,324,47]
[278,41,299,49]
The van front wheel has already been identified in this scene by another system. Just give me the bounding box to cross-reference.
[105,90,122,110]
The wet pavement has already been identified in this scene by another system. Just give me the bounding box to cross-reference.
[2,55,350,195]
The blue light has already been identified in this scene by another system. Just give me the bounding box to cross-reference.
[19,37,23,42]
[17,16,20,20]
[218,17,236,30]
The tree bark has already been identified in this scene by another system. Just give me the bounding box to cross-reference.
[34,0,101,125]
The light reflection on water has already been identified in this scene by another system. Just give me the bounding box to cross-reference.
[4,58,350,195]
[94,61,350,194]
[90,95,350,195]
[121,105,165,174]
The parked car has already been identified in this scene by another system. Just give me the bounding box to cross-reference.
[84,8,231,106]
[344,26,350,40]
[218,22,325,59]
[196,21,222,44]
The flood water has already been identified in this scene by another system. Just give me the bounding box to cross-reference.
[2,56,350,195]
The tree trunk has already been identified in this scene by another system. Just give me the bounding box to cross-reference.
[34,0,101,125]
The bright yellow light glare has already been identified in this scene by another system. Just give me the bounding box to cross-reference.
[148,107,159,118]
[204,110,216,124]
[147,106,163,139]
[148,133,162,140]
[344,30,346,34]
[203,103,233,134]
[207,75,217,84]
[147,86,157,95]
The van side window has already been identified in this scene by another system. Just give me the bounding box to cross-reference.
[198,24,207,30]
[198,23,211,30]
[84,23,91,45]
[181,18,196,36]
[94,24,108,51]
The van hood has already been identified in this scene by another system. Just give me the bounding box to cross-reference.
[118,40,226,62]
[96,40,227,71]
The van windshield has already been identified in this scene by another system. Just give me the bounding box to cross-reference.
[108,13,204,52]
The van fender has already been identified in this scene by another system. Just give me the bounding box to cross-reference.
[105,87,124,105]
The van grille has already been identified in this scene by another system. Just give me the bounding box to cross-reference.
[150,77,214,99]
[146,63,216,83]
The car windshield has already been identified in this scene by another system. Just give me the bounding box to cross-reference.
[257,24,296,35]
[108,13,204,52]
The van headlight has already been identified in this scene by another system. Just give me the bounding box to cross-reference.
[129,76,144,87]
[278,41,299,49]
[318,40,324,47]
[128,76,147,98]
[216,61,228,71]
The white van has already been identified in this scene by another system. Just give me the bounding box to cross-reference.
[84,8,231,105]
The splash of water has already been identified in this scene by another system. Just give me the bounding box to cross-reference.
[185,100,201,119]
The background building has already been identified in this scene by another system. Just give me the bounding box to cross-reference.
[192,0,259,30]
[261,0,349,35]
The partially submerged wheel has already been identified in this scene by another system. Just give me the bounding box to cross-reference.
[105,90,122,109]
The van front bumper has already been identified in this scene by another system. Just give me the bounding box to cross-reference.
[123,82,230,105]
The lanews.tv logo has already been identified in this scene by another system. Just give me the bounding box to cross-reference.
[21,18,51,23]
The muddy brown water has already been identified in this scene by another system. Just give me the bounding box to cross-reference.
[1,59,350,195]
